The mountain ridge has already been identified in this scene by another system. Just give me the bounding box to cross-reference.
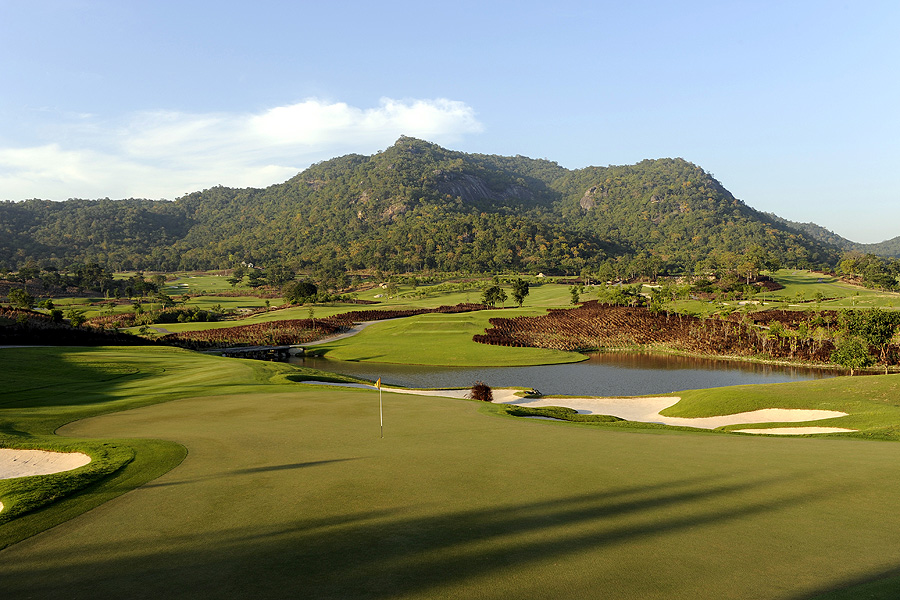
[0,136,878,274]
[764,213,900,258]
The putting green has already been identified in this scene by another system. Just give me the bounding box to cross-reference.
[4,381,900,598]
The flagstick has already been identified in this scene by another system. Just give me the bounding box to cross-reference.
[379,386,383,439]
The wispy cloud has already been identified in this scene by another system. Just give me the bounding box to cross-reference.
[0,98,483,200]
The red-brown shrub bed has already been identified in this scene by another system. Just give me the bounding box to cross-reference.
[473,301,874,364]
[159,319,344,350]
[159,303,488,350]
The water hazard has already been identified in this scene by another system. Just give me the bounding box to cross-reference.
[289,352,834,397]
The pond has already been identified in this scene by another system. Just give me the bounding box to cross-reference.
[288,352,835,396]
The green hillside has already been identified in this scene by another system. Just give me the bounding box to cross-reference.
[767,212,900,258]
[0,137,843,274]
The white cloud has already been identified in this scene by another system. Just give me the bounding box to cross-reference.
[0,98,483,200]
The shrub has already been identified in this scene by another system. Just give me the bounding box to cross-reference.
[468,381,493,402]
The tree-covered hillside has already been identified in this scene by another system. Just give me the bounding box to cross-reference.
[766,212,900,258]
[0,137,845,275]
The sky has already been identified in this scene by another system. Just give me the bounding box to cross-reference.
[1,0,898,243]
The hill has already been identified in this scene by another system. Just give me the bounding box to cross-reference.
[766,213,900,258]
[0,137,843,275]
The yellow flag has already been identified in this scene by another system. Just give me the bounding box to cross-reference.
[375,377,381,389]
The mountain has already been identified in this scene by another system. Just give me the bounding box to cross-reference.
[866,237,900,258]
[0,137,843,275]
[766,213,900,258]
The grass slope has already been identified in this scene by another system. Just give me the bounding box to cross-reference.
[761,269,900,309]
[1,359,900,598]
[310,309,584,366]
[0,346,358,547]
[660,373,900,439]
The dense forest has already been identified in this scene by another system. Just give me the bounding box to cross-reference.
[767,213,900,258]
[0,137,865,276]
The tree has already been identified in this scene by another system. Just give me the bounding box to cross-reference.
[155,292,176,309]
[7,288,34,309]
[247,270,265,288]
[511,278,530,307]
[66,308,87,327]
[283,280,318,304]
[496,287,508,308]
[265,264,295,287]
[830,334,874,376]
[232,265,247,280]
[858,308,900,372]
[570,285,581,305]
[481,285,502,307]
[835,309,900,372]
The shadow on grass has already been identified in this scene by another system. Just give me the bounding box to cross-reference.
[0,346,155,410]
[793,565,900,599]
[0,475,823,599]
[142,459,363,488]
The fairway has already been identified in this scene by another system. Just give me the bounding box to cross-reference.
[312,310,583,366]
[4,370,900,598]
[762,270,900,309]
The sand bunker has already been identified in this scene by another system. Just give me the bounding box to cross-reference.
[734,427,857,435]
[493,394,849,430]
[302,381,850,432]
[0,448,91,480]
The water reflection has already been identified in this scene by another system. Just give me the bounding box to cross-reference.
[288,352,833,397]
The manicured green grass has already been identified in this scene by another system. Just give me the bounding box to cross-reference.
[3,346,900,598]
[163,273,235,294]
[0,346,358,546]
[661,270,900,317]
[762,269,900,309]
[310,309,584,366]
[126,282,583,364]
[660,372,900,439]
[181,295,286,311]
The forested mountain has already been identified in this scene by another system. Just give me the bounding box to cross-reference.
[0,137,847,275]
[766,213,900,258]
[866,237,900,258]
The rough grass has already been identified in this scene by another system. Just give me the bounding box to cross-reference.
[2,355,900,598]
[503,404,624,423]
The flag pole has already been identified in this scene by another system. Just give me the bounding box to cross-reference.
[376,377,383,438]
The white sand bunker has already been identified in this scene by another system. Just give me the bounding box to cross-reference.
[734,427,857,435]
[301,381,853,433]
[0,448,91,480]
[495,394,851,431]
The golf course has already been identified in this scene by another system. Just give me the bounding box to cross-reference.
[3,344,900,599]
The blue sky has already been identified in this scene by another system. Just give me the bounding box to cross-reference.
[1,1,897,243]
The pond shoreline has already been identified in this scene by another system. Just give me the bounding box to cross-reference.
[289,350,836,398]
